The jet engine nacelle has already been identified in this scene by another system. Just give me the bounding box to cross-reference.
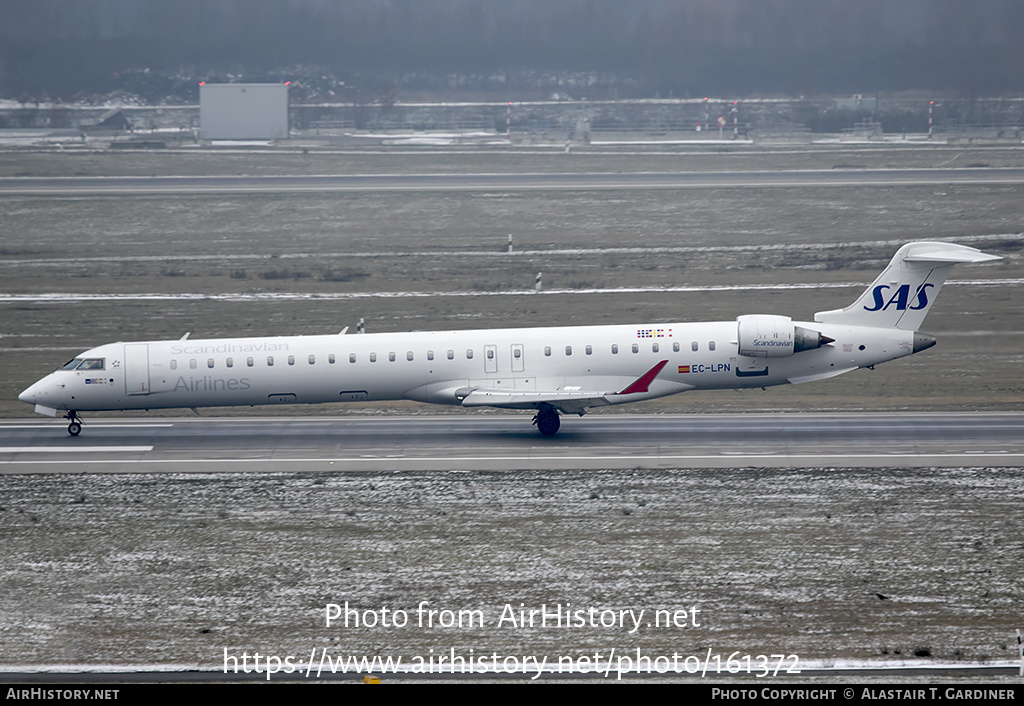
[736,314,834,358]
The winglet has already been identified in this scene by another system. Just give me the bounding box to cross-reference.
[617,360,668,395]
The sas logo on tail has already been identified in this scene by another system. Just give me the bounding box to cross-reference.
[863,283,934,312]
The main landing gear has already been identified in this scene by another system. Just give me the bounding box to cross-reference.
[533,406,561,437]
[64,410,83,436]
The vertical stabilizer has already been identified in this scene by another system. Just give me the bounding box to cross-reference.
[814,242,1000,330]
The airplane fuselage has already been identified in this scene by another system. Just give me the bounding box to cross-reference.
[21,320,916,413]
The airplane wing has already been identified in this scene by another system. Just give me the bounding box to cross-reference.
[458,388,617,415]
[457,360,686,415]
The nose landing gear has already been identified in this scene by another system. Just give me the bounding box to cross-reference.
[64,410,83,436]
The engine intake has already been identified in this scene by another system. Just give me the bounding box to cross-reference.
[737,314,834,358]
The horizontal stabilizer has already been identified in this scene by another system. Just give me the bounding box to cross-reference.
[901,244,1002,264]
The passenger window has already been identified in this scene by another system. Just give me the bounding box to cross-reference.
[466,349,473,359]
[309,355,315,365]
[709,341,716,351]
[631,344,638,354]
[544,346,551,356]
[288,355,295,366]
[349,354,356,363]
[170,360,177,370]
[513,349,521,359]
[447,350,454,360]
[329,354,336,364]
[427,350,434,361]
[652,343,659,353]
[190,359,197,369]
[611,344,618,354]
[673,342,680,352]
[691,342,699,352]
[486,349,494,359]
[247,357,254,367]
[585,345,592,355]
[370,353,377,363]
[389,352,396,362]
[208,358,215,368]
[407,351,414,361]
[227,357,234,368]
[565,346,572,356]
[267,356,274,366]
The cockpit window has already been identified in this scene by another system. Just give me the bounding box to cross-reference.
[60,358,106,371]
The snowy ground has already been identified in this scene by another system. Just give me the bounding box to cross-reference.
[0,466,1021,675]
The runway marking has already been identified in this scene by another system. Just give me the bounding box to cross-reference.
[1,452,1021,466]
[0,446,154,453]
[0,424,173,429]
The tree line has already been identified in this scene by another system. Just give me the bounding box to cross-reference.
[1,0,1021,100]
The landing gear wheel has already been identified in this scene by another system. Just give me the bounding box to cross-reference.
[64,411,83,437]
[534,409,561,437]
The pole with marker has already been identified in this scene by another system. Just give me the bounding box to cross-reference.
[928,101,934,140]
[507,102,511,141]
[1017,629,1022,677]
[732,101,739,139]
[535,272,542,292]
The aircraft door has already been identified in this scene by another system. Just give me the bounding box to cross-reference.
[484,344,498,374]
[124,343,151,395]
[511,344,525,372]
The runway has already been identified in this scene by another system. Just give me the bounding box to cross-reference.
[3,168,1024,194]
[2,412,1022,473]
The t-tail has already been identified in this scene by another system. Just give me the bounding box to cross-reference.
[814,242,1001,330]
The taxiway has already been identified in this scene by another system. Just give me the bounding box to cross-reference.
[3,168,1024,194]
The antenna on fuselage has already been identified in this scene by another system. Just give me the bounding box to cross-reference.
[180,332,191,340]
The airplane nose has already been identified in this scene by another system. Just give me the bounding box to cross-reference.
[19,379,46,405]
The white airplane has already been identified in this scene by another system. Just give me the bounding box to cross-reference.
[19,241,1000,437]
